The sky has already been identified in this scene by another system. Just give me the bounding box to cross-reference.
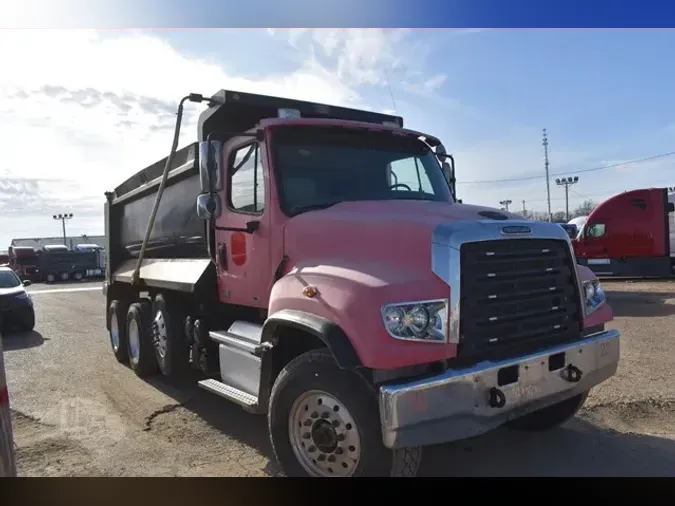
[1,27,675,247]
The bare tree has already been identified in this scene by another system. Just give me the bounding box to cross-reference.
[571,200,597,218]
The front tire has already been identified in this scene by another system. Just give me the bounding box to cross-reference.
[21,309,35,332]
[46,274,55,283]
[126,300,159,378]
[268,349,422,477]
[507,391,589,432]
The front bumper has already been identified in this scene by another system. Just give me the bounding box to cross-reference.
[378,329,620,449]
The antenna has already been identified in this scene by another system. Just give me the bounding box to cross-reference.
[383,68,398,115]
[543,128,552,222]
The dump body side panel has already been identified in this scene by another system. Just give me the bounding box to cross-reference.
[106,143,213,293]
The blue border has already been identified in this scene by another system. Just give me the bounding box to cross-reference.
[4,0,675,28]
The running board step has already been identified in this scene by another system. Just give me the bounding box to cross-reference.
[197,379,260,412]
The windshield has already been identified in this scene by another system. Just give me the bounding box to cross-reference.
[14,256,38,266]
[271,126,453,215]
[0,270,21,289]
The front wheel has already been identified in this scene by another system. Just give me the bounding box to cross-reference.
[21,309,35,332]
[506,391,589,432]
[268,349,422,477]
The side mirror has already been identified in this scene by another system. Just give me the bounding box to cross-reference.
[199,140,223,193]
[435,143,448,162]
[22,280,32,286]
[442,161,452,183]
[196,193,222,220]
[668,202,675,213]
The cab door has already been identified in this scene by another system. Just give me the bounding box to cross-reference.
[579,220,611,267]
[214,136,272,309]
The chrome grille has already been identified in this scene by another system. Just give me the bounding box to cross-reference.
[459,238,582,360]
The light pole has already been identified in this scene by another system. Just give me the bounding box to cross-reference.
[499,199,512,212]
[555,176,579,221]
[53,213,73,246]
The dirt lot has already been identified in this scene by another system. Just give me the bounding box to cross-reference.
[3,280,674,476]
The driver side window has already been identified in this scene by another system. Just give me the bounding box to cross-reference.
[389,157,433,193]
[586,223,606,238]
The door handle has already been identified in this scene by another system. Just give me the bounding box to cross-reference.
[217,243,227,270]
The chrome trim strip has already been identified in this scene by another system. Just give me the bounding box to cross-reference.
[431,219,585,344]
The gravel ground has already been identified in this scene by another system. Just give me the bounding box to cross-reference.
[2,279,674,476]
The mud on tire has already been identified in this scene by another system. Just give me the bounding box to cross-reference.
[268,348,422,477]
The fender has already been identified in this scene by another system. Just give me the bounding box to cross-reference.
[261,309,362,369]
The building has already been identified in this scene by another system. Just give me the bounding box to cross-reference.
[10,235,106,250]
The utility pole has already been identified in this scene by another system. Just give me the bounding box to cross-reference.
[555,176,579,221]
[521,200,527,217]
[53,213,73,246]
[499,199,512,212]
[543,129,552,222]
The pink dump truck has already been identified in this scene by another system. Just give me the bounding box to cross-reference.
[103,90,620,477]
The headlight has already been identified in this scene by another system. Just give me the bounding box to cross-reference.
[381,299,449,343]
[582,279,605,315]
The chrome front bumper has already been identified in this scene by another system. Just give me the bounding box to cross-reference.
[378,329,620,449]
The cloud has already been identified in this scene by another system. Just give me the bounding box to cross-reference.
[0,28,445,246]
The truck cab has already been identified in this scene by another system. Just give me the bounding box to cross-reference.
[8,246,39,282]
[574,188,675,277]
[103,89,620,477]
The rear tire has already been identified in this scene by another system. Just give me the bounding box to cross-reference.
[507,391,589,432]
[46,274,55,283]
[268,348,422,477]
[151,293,190,377]
[60,272,69,282]
[126,300,159,378]
[108,300,129,364]
[74,272,84,281]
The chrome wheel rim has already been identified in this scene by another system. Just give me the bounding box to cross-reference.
[110,314,119,351]
[288,390,361,477]
[152,310,167,358]
[128,318,140,361]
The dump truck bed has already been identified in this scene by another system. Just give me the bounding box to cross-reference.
[104,143,215,293]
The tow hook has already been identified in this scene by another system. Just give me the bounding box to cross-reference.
[562,364,582,383]
[488,387,506,408]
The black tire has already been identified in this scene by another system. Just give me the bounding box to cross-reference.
[108,300,129,364]
[507,391,589,432]
[60,272,69,282]
[268,348,422,477]
[21,309,35,332]
[126,300,159,378]
[46,274,55,283]
[74,272,84,281]
[151,293,190,377]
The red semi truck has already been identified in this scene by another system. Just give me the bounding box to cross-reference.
[8,246,40,281]
[574,187,675,278]
[104,89,620,477]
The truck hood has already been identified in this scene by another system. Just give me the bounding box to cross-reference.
[283,200,522,272]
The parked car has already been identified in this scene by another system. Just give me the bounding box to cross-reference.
[0,334,17,477]
[0,266,35,332]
